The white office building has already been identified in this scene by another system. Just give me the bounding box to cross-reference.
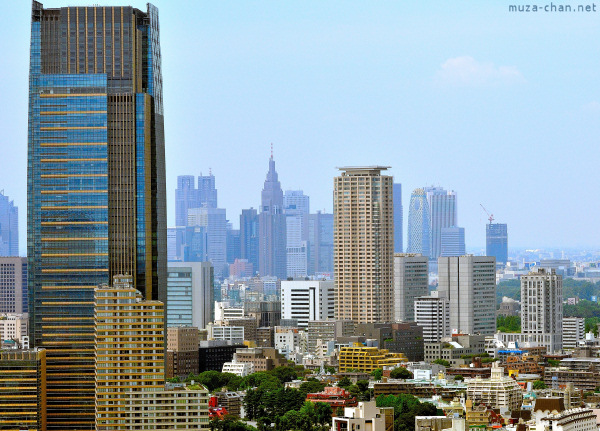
[208,325,245,344]
[281,280,334,328]
[415,292,450,343]
[214,301,245,324]
[563,317,585,350]
[0,314,28,345]
[167,262,214,329]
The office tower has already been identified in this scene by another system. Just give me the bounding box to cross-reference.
[188,207,227,277]
[334,166,394,323]
[0,191,18,256]
[226,225,241,264]
[307,320,355,355]
[407,188,431,257]
[521,269,563,352]
[198,173,218,209]
[438,255,496,336]
[284,190,310,215]
[280,280,334,328]
[175,175,198,227]
[167,262,214,329]
[0,257,28,314]
[27,4,166,428]
[440,226,466,257]
[307,211,334,276]
[184,225,208,262]
[0,348,46,431]
[230,259,254,278]
[393,183,403,253]
[286,214,308,278]
[486,223,508,265]
[393,253,429,322]
[425,187,457,259]
[258,154,286,279]
[167,226,186,261]
[240,208,259,272]
[563,317,585,350]
[415,291,450,343]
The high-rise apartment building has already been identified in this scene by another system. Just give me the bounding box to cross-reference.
[280,280,334,328]
[175,175,198,227]
[334,166,394,323]
[440,226,466,257]
[425,187,457,259]
[415,291,450,343]
[167,262,214,329]
[188,207,227,277]
[393,253,429,322]
[521,268,563,352]
[563,317,585,350]
[258,155,286,279]
[27,5,166,427]
[393,183,403,254]
[240,208,259,273]
[0,191,19,256]
[198,173,218,209]
[0,257,28,314]
[438,255,496,336]
[407,188,431,257]
[486,223,508,265]
[307,211,334,276]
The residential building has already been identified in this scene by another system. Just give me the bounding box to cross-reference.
[521,268,563,352]
[0,314,28,344]
[407,188,431,257]
[354,322,425,362]
[543,368,600,392]
[307,319,355,354]
[258,154,287,279]
[425,187,457,260]
[233,347,287,372]
[534,399,596,431]
[226,318,258,343]
[415,291,450,343]
[486,223,508,265]
[334,166,394,323]
[281,280,334,328]
[198,173,218,209]
[256,326,275,347]
[465,362,523,413]
[240,208,259,273]
[198,340,245,372]
[440,226,465,257]
[331,402,395,431]
[393,183,403,254]
[188,207,228,278]
[307,211,334,276]
[166,326,199,379]
[563,317,585,350]
[167,262,214,329]
[28,4,167,427]
[175,175,198,227]
[338,345,407,372]
[424,334,486,366]
[0,191,18,256]
[0,257,27,314]
[222,360,253,377]
[394,253,428,322]
[438,255,496,336]
[0,348,46,431]
[274,326,307,357]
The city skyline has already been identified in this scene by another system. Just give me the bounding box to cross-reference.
[2,1,600,256]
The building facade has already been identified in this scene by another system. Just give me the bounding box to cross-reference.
[0,257,28,314]
[280,280,334,328]
[175,175,198,227]
[562,317,585,350]
[187,207,227,278]
[240,208,259,274]
[425,187,457,260]
[393,183,403,254]
[486,223,508,265]
[27,4,167,428]
[307,319,355,355]
[440,226,465,257]
[521,268,563,352]
[307,211,334,276]
[438,255,496,336]
[0,313,29,344]
[334,166,394,323]
[466,363,523,412]
[415,292,450,343]
[0,191,19,256]
[407,188,431,257]
[167,262,214,329]
[394,253,428,322]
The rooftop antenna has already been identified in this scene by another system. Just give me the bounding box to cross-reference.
[271,143,273,159]
[209,167,212,176]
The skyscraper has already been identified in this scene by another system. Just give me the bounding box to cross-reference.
[486,223,508,265]
[521,268,563,352]
[258,154,286,279]
[440,226,466,257]
[0,191,18,256]
[393,253,428,322]
[407,188,431,257]
[0,257,28,314]
[393,183,403,253]
[27,4,166,428]
[187,207,227,278]
[198,173,218,209]
[240,208,259,273]
[175,175,198,227]
[334,166,394,323]
[284,190,309,278]
[438,255,496,336]
[307,211,334,275]
[425,187,457,259]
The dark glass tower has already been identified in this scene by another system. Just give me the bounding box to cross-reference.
[486,223,508,264]
[27,2,166,429]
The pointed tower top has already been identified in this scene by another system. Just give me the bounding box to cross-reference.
[270,143,274,160]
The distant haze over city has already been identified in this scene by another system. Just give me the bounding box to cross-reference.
[2,1,600,254]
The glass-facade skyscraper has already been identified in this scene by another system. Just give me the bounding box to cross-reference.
[27,3,166,429]
[425,186,457,259]
[407,188,431,257]
[486,223,508,264]
[0,191,19,256]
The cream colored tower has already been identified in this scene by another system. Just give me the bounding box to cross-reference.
[334,166,394,323]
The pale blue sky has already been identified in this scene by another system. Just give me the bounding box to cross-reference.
[2,1,599,255]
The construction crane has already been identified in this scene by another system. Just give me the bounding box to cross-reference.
[480,204,494,224]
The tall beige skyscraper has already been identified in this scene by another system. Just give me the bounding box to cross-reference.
[334,166,394,323]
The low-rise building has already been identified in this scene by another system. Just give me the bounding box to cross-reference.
[424,334,486,366]
[222,360,253,377]
[0,313,28,344]
[307,319,354,355]
[543,367,600,392]
[167,326,200,378]
[209,324,245,343]
[465,362,523,413]
[306,386,357,411]
[331,402,394,431]
[215,391,243,418]
[233,347,287,372]
[198,340,245,372]
[338,345,407,372]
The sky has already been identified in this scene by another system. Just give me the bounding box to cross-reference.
[1,0,600,255]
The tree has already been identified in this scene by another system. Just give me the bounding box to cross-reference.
[356,379,370,393]
[324,366,336,374]
[533,380,547,390]
[390,367,413,380]
[337,376,352,388]
[269,366,298,384]
[433,359,450,367]
[453,375,464,381]
[210,416,258,431]
[497,315,521,333]
[376,394,437,431]
[299,380,326,397]
[371,368,383,380]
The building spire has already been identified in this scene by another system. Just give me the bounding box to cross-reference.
[270,142,273,160]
